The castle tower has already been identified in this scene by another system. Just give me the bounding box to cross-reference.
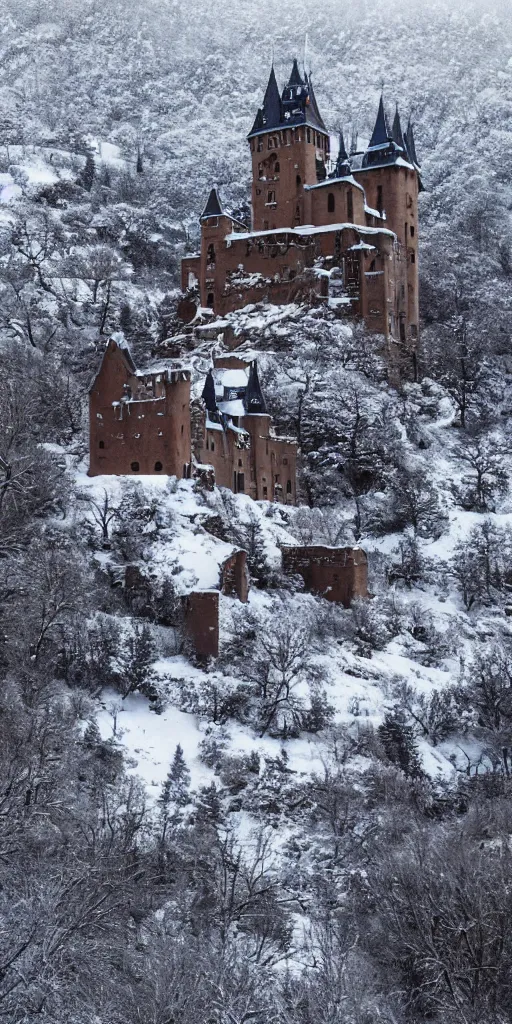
[247,61,330,231]
[352,97,422,351]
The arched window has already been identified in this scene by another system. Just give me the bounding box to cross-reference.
[327,192,335,213]
[207,243,215,265]
[131,461,139,472]
[154,461,163,471]
[206,292,214,307]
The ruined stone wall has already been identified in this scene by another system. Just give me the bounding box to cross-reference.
[183,591,219,660]
[282,545,368,606]
[221,550,249,602]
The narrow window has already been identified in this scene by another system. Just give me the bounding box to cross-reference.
[286,480,292,494]
[257,138,263,152]
[327,192,335,213]
[274,162,280,173]
[98,440,104,449]
[377,185,383,213]
[154,461,163,471]
[404,223,408,242]
[237,472,245,493]
[307,128,311,143]
[410,225,415,237]
[347,190,353,220]
[268,137,273,149]
[131,461,139,472]
[283,458,288,465]
[207,243,215,264]
[207,292,214,307]
[267,190,275,204]
[211,440,215,452]
[296,174,301,185]
[238,458,243,467]
[263,486,268,497]
[411,252,416,263]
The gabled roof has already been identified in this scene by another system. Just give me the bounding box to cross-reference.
[200,187,223,220]
[368,94,391,149]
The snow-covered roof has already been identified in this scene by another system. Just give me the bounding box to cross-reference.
[305,175,364,194]
[226,222,395,242]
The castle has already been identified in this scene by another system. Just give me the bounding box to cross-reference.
[88,336,191,478]
[180,61,421,365]
[197,354,297,504]
[88,339,296,506]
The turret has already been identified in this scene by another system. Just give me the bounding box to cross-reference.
[247,62,330,230]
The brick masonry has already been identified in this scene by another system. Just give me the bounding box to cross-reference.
[282,545,368,606]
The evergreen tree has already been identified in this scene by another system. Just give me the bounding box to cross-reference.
[159,743,191,809]
[81,152,96,191]
[378,711,424,778]
[121,622,156,698]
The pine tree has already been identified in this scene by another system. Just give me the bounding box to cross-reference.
[122,622,156,698]
[81,152,96,191]
[378,711,424,778]
[83,719,102,748]
[159,743,191,809]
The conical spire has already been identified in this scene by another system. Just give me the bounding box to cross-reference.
[261,66,282,128]
[200,188,223,220]
[202,369,217,413]
[392,104,405,152]
[304,74,327,131]
[288,58,304,87]
[244,361,266,415]
[332,130,351,178]
[368,94,390,149]
[404,119,420,167]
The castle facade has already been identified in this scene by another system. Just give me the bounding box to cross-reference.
[181,61,421,361]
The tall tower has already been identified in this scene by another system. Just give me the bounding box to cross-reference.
[247,60,330,231]
[352,97,422,350]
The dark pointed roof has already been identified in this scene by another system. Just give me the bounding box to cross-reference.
[304,74,327,133]
[202,369,217,412]
[248,63,328,138]
[260,66,282,131]
[200,188,223,220]
[404,119,420,167]
[368,94,390,149]
[287,58,304,87]
[392,104,405,152]
[244,361,266,415]
[331,130,351,178]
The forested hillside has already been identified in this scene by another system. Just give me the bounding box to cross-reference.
[1,1,512,1022]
